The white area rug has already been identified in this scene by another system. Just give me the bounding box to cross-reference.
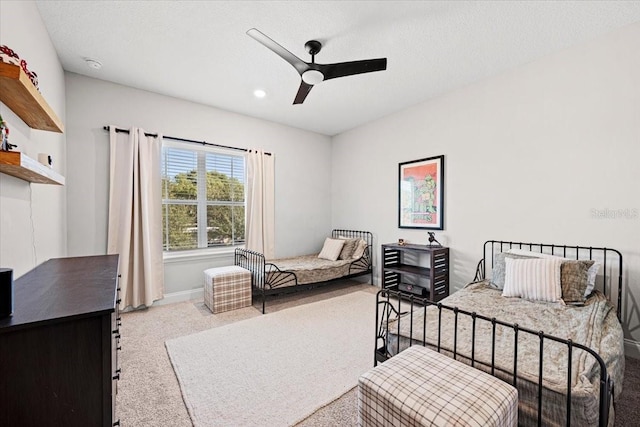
[165,291,376,427]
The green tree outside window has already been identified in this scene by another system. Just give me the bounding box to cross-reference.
[162,147,245,251]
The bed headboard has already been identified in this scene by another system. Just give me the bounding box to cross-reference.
[475,240,623,320]
[331,229,373,246]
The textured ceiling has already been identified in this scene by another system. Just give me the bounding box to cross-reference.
[35,1,640,136]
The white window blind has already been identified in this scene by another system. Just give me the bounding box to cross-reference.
[161,144,245,251]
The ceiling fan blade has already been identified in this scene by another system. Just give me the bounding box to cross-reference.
[319,58,387,81]
[247,28,309,75]
[293,81,314,104]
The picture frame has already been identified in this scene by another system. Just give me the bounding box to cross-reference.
[398,155,444,230]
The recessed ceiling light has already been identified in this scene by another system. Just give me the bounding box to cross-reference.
[253,89,266,98]
[85,58,102,70]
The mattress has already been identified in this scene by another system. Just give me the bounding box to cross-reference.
[385,281,625,427]
[265,254,367,287]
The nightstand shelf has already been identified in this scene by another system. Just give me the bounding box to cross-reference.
[382,263,430,277]
[0,151,65,185]
[0,62,64,133]
[381,243,450,301]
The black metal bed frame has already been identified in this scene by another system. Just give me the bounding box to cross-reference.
[374,240,624,427]
[235,229,374,313]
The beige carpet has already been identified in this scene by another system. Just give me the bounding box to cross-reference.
[165,291,376,427]
[115,281,638,427]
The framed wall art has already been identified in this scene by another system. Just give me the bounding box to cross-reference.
[398,155,444,230]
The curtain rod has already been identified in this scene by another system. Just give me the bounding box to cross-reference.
[102,126,272,156]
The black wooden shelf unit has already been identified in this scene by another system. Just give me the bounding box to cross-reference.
[381,243,450,301]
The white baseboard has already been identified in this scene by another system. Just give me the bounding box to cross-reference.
[624,339,640,359]
[155,287,204,306]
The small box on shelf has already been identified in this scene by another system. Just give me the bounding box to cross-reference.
[398,283,429,297]
[0,151,64,185]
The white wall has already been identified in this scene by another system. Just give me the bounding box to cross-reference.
[64,73,332,296]
[11,0,637,353]
[0,1,67,277]
[332,23,640,352]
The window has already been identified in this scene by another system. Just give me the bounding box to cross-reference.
[161,143,245,251]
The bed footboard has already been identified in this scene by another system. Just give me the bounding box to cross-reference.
[374,289,614,427]
[234,247,298,313]
[234,247,265,289]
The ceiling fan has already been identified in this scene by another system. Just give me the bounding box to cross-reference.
[247,28,387,105]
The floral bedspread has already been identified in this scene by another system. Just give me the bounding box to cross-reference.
[386,281,624,426]
[266,254,366,286]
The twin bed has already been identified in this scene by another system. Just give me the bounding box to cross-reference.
[375,240,625,427]
[235,229,373,313]
[234,235,625,425]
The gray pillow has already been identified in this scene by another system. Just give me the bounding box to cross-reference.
[351,239,368,259]
[491,252,536,289]
[338,238,358,260]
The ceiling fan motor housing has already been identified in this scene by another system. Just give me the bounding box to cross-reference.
[305,40,322,56]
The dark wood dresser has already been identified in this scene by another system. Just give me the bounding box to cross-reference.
[0,255,121,427]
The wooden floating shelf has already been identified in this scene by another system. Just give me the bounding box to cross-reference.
[0,62,64,133]
[0,151,65,185]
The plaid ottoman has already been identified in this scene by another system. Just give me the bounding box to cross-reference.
[203,266,252,314]
[358,345,518,427]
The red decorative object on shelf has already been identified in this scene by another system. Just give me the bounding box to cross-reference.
[0,45,39,92]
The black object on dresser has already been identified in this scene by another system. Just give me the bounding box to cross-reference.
[0,255,121,427]
[381,243,449,301]
[0,267,13,318]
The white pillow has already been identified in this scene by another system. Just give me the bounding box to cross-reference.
[318,238,345,261]
[506,249,600,297]
[351,239,367,259]
[502,257,563,303]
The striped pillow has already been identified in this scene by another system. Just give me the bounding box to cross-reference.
[491,252,537,289]
[506,249,600,298]
[318,238,345,261]
[502,257,563,302]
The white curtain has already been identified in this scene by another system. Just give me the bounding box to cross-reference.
[107,127,164,309]
[246,150,275,259]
